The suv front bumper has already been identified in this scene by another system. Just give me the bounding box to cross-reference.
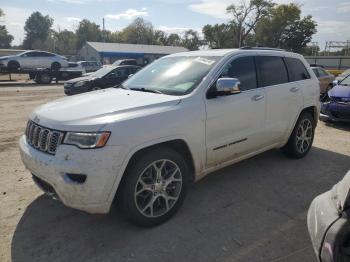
[19,135,125,214]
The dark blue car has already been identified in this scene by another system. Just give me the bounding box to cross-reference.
[321,74,350,122]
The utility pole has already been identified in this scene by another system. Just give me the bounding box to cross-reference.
[102,17,106,43]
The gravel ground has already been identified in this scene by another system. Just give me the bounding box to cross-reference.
[0,83,349,262]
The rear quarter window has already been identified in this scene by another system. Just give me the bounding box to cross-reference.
[256,56,288,87]
[285,57,311,81]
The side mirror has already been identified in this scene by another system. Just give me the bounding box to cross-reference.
[333,80,339,86]
[215,78,241,96]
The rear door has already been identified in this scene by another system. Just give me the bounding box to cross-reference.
[19,51,38,69]
[205,55,266,167]
[257,55,303,145]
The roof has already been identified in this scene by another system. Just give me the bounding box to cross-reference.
[86,42,188,55]
[169,48,298,58]
[170,49,238,57]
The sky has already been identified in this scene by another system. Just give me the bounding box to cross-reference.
[1,0,350,50]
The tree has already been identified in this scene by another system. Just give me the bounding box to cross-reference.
[0,26,14,48]
[181,30,201,50]
[226,0,274,47]
[119,18,155,45]
[280,16,317,53]
[0,9,14,48]
[23,12,53,49]
[255,4,317,52]
[53,29,78,55]
[76,19,102,50]
[153,30,168,45]
[167,33,182,46]
[104,30,122,43]
[203,23,237,48]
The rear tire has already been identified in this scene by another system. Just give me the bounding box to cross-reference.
[7,61,20,71]
[35,73,52,84]
[118,147,189,227]
[281,112,315,159]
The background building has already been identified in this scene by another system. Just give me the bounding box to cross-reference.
[78,42,188,65]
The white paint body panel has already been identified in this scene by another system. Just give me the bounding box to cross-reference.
[19,49,320,214]
[0,51,68,69]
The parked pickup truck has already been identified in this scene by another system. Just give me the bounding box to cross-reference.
[19,47,320,226]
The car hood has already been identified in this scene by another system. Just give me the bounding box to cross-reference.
[328,85,350,98]
[66,75,96,83]
[31,88,181,131]
[0,55,16,60]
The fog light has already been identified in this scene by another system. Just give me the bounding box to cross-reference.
[64,173,87,184]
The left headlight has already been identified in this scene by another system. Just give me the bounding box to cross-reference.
[63,132,111,149]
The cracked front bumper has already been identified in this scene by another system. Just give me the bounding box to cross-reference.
[19,135,124,214]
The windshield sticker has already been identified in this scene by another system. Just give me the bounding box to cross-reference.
[194,57,216,66]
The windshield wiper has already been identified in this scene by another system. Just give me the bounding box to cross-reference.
[130,87,163,94]
[118,84,129,89]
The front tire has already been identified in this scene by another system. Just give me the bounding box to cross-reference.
[281,112,315,158]
[119,147,189,227]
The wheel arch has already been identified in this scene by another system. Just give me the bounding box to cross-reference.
[300,105,318,126]
[282,105,319,147]
[111,138,196,204]
[7,60,20,68]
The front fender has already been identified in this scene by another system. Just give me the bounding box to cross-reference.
[105,135,201,204]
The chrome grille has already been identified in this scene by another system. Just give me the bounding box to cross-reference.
[25,121,64,155]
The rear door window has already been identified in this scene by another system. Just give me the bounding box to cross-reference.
[219,56,257,91]
[256,56,288,87]
[25,52,39,57]
[285,57,311,81]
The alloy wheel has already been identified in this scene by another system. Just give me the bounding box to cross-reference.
[134,159,182,218]
[296,118,313,154]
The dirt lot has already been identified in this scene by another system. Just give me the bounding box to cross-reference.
[1,83,350,262]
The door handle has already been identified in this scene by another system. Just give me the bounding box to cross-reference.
[252,94,264,101]
[290,87,299,92]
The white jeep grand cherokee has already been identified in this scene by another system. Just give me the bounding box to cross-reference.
[19,48,320,226]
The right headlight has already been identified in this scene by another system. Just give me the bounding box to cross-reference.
[63,132,111,149]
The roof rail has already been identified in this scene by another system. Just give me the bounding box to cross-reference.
[240,46,285,51]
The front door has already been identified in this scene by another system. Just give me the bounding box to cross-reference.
[104,67,129,88]
[205,56,266,167]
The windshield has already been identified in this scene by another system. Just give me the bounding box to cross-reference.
[123,56,221,95]
[340,75,350,86]
[91,66,114,78]
[339,69,350,77]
